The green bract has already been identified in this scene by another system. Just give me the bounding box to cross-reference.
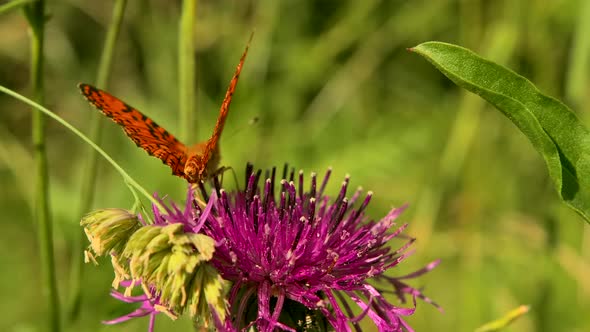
[412,41,590,224]
[80,208,140,258]
[119,223,225,321]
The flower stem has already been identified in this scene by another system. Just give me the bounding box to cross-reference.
[68,0,128,322]
[178,0,197,142]
[23,1,60,331]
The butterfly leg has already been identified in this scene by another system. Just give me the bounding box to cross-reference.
[209,166,241,189]
[211,166,230,185]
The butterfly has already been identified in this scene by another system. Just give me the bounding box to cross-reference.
[79,37,251,183]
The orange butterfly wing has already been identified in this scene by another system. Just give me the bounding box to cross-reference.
[79,84,188,178]
[201,33,252,163]
[181,33,253,182]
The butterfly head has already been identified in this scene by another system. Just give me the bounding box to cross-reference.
[184,155,207,183]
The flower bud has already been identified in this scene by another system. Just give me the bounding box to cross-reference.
[80,208,140,257]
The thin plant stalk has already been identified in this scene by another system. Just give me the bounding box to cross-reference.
[23,1,60,331]
[0,0,35,15]
[68,0,128,321]
[178,0,196,142]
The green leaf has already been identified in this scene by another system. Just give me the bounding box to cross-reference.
[411,41,590,223]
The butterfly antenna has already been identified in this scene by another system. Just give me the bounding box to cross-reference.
[208,166,240,189]
[227,116,259,140]
[204,32,254,160]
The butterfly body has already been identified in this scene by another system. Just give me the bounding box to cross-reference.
[79,36,251,183]
[184,143,220,183]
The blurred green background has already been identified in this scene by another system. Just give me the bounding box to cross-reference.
[1,0,589,331]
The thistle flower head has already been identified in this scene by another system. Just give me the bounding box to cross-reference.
[193,164,440,331]
[85,164,440,332]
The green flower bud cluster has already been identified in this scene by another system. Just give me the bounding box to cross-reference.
[121,223,226,320]
[81,211,227,326]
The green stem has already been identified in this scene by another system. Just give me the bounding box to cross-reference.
[565,0,590,109]
[69,0,128,322]
[95,0,127,88]
[23,1,60,331]
[0,0,35,15]
[0,85,165,212]
[178,0,197,142]
[564,0,590,304]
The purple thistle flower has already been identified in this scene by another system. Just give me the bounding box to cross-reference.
[99,164,440,332]
[199,165,439,331]
[175,164,439,331]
